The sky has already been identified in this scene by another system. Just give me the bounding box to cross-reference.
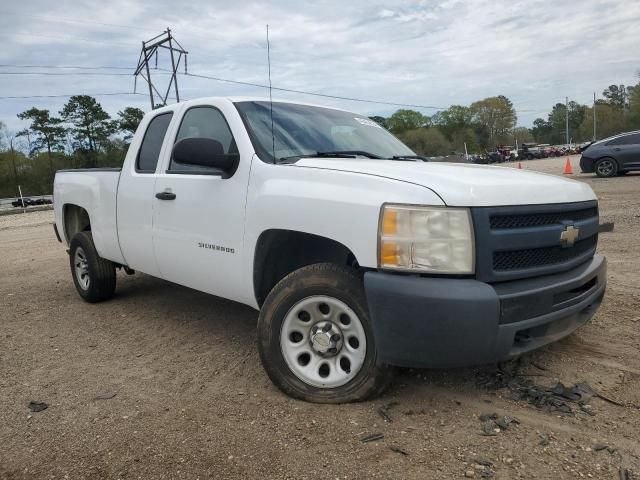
[1,0,639,135]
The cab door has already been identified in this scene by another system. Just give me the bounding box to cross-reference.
[151,101,251,303]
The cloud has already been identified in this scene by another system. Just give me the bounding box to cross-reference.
[1,0,639,132]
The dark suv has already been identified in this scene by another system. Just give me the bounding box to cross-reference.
[580,131,640,177]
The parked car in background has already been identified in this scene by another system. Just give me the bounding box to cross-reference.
[11,198,32,207]
[10,196,53,207]
[579,131,640,177]
[487,151,504,163]
[497,146,516,161]
[545,146,563,157]
[519,143,546,160]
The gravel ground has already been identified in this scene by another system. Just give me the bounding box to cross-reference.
[0,209,54,231]
[1,156,639,479]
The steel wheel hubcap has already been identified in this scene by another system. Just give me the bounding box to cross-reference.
[280,295,367,388]
[598,161,613,175]
[74,247,90,290]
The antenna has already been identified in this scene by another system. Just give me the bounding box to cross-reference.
[266,24,276,161]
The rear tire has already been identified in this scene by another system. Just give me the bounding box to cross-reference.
[595,157,618,177]
[257,263,393,403]
[69,231,116,303]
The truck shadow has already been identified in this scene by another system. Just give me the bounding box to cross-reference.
[110,274,564,396]
[109,271,259,339]
[106,271,569,404]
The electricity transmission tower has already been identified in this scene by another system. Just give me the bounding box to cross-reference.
[134,28,188,109]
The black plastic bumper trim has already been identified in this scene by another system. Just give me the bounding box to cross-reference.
[364,255,606,368]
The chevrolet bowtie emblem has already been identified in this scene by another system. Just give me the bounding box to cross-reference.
[560,225,579,247]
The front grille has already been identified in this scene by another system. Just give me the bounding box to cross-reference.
[471,201,600,282]
[490,207,598,229]
[493,236,597,271]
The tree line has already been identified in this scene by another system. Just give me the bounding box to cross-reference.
[1,79,639,197]
[370,81,640,157]
[0,96,144,198]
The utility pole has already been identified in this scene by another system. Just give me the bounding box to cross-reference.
[593,92,597,142]
[9,136,19,196]
[134,28,188,109]
[565,96,569,146]
[622,87,628,120]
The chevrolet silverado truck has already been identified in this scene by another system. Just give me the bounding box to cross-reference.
[53,97,607,403]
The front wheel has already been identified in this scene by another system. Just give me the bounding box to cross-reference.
[595,158,618,177]
[257,263,392,403]
[69,231,116,303]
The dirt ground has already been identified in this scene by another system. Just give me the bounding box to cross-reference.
[1,155,639,479]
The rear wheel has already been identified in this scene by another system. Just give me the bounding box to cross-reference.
[257,263,392,403]
[69,231,116,303]
[595,157,618,177]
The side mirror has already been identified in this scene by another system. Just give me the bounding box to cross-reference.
[172,137,239,173]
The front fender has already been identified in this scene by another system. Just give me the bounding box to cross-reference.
[241,159,444,306]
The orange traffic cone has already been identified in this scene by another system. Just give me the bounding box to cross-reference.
[517,162,522,169]
[563,157,573,175]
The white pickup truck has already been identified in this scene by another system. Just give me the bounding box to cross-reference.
[53,97,606,403]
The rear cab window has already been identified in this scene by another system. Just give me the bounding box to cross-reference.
[136,112,174,173]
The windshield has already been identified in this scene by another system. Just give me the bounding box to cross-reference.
[234,101,415,162]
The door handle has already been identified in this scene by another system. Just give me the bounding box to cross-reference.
[155,191,176,200]
[614,147,621,151]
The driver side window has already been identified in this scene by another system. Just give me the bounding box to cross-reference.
[169,106,237,173]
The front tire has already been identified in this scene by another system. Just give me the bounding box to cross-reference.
[595,157,618,177]
[69,231,116,303]
[257,263,392,403]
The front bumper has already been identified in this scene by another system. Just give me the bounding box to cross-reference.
[579,155,595,173]
[364,254,606,368]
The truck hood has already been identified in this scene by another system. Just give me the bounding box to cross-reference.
[293,159,596,206]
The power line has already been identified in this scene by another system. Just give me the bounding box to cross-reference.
[179,71,448,110]
[0,92,182,102]
[0,31,134,48]
[0,71,133,76]
[0,64,580,114]
[0,12,156,34]
[0,65,447,110]
[0,64,132,70]
[0,92,144,100]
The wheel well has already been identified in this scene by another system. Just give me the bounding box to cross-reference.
[63,204,91,243]
[253,229,358,307]
[597,156,618,165]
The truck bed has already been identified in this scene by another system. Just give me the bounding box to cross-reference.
[53,168,125,265]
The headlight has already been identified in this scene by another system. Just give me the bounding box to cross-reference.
[378,204,475,274]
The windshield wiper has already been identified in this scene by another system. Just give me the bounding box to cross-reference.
[277,150,382,163]
[391,155,429,161]
[317,150,382,159]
